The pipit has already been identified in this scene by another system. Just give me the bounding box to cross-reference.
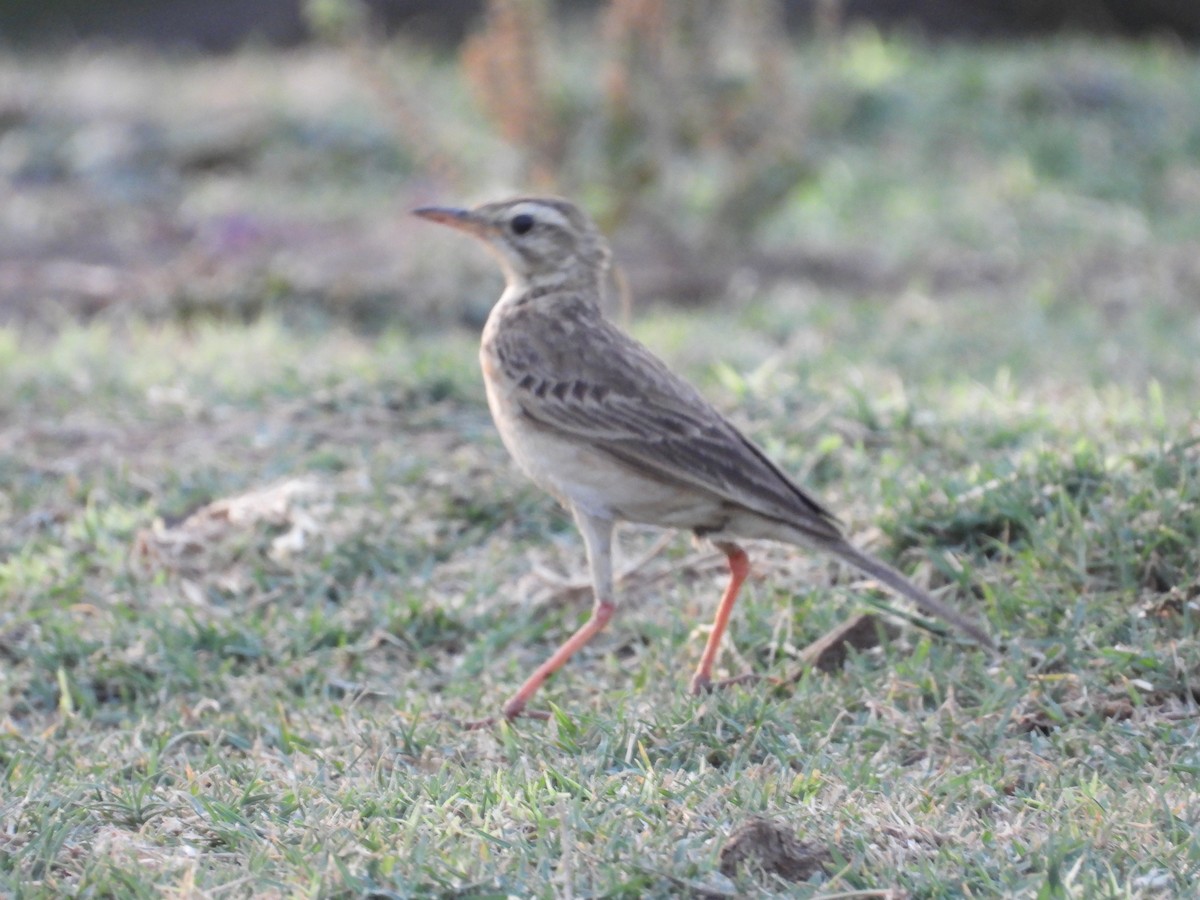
[414,197,995,723]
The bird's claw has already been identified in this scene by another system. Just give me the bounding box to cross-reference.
[690,671,763,695]
[462,706,551,730]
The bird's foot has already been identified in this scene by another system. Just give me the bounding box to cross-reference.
[689,671,763,695]
[461,699,551,730]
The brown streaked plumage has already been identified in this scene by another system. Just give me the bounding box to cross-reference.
[414,196,996,724]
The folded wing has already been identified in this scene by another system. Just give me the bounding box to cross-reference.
[491,295,844,545]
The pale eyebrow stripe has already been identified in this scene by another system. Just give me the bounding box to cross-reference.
[512,202,570,231]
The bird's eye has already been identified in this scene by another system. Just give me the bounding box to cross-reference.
[510,214,535,235]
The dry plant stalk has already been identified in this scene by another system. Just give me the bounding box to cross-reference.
[460,0,558,187]
[600,1,798,239]
[602,0,789,154]
[602,0,670,119]
[304,0,464,186]
[454,0,806,302]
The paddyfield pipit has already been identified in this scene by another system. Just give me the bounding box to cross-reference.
[415,196,995,723]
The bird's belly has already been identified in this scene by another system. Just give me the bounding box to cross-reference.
[484,380,719,527]
[520,436,719,526]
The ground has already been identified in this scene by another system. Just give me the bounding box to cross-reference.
[1,30,1198,898]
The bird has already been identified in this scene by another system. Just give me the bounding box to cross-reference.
[414,196,995,723]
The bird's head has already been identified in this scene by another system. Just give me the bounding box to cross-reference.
[414,197,611,293]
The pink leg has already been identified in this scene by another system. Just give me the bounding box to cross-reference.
[500,599,615,720]
[690,542,752,695]
[465,510,617,729]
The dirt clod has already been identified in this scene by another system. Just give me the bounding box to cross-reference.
[718,817,830,882]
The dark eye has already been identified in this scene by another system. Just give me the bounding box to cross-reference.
[510,214,535,235]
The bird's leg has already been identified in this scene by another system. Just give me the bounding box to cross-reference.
[690,541,754,695]
[498,510,616,722]
[498,599,615,721]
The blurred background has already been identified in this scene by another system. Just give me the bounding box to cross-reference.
[2,0,1199,385]
[7,0,1200,50]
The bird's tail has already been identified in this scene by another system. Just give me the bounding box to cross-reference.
[830,539,997,655]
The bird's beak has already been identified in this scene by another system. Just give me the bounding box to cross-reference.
[412,205,490,236]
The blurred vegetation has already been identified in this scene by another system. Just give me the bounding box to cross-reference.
[301,0,816,273]
[6,0,1200,49]
[6,0,1199,329]
[456,0,804,237]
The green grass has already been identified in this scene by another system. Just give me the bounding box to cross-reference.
[3,33,1200,898]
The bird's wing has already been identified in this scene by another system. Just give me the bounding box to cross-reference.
[490,298,843,543]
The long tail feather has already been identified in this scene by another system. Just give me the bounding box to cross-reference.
[829,540,998,654]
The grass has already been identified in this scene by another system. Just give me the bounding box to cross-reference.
[2,31,1200,898]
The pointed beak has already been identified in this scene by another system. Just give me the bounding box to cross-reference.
[412,205,490,236]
